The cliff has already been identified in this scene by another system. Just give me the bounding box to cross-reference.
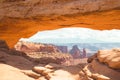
[69,45,82,58]
[14,41,73,65]
[82,48,120,80]
[57,46,68,53]
[15,41,61,53]
[0,40,120,80]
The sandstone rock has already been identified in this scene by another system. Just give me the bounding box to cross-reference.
[0,0,120,19]
[0,49,34,69]
[36,76,47,80]
[0,40,87,80]
[97,49,120,69]
[82,48,87,58]
[0,40,9,50]
[83,48,120,80]
[45,63,63,69]
[50,70,76,80]
[83,60,120,80]
[14,41,73,65]
[33,66,54,75]
[92,74,110,80]
[33,63,85,80]
[0,63,34,80]
[87,53,97,63]
[69,45,82,58]
[21,70,41,79]
[57,46,68,53]
[15,41,61,53]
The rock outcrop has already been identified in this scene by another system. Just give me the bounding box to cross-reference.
[22,63,87,80]
[97,49,120,69]
[57,46,68,53]
[69,45,82,58]
[0,40,36,80]
[0,40,9,50]
[82,48,120,80]
[1,40,120,80]
[0,0,120,19]
[15,41,61,53]
[0,63,34,80]
[15,41,73,65]
[0,40,34,69]
[82,48,87,58]
[0,40,87,80]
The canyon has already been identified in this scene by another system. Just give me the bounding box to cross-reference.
[0,0,120,80]
[0,40,120,80]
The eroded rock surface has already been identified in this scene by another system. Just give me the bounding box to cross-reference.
[23,63,87,80]
[97,49,120,69]
[70,45,82,58]
[0,0,120,19]
[14,41,73,65]
[82,48,120,80]
[1,40,120,80]
[0,63,34,80]
[15,41,61,53]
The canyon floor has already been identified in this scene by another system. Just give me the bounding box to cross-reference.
[0,9,120,47]
[0,40,120,80]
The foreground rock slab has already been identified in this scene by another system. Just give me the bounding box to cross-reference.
[0,63,34,80]
[32,63,87,80]
[83,48,120,80]
[97,49,120,69]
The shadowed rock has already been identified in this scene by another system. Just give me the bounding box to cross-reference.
[82,48,120,80]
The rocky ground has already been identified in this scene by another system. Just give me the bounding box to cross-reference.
[0,40,120,80]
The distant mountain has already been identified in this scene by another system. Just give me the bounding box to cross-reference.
[20,27,120,43]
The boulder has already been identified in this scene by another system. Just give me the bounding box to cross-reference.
[97,49,120,69]
[83,48,120,80]
[32,63,86,80]
[21,70,41,79]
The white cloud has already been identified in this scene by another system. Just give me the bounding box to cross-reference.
[20,27,120,43]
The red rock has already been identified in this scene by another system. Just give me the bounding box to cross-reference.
[15,41,61,53]
[69,45,82,58]
[97,49,120,69]
[57,46,68,53]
